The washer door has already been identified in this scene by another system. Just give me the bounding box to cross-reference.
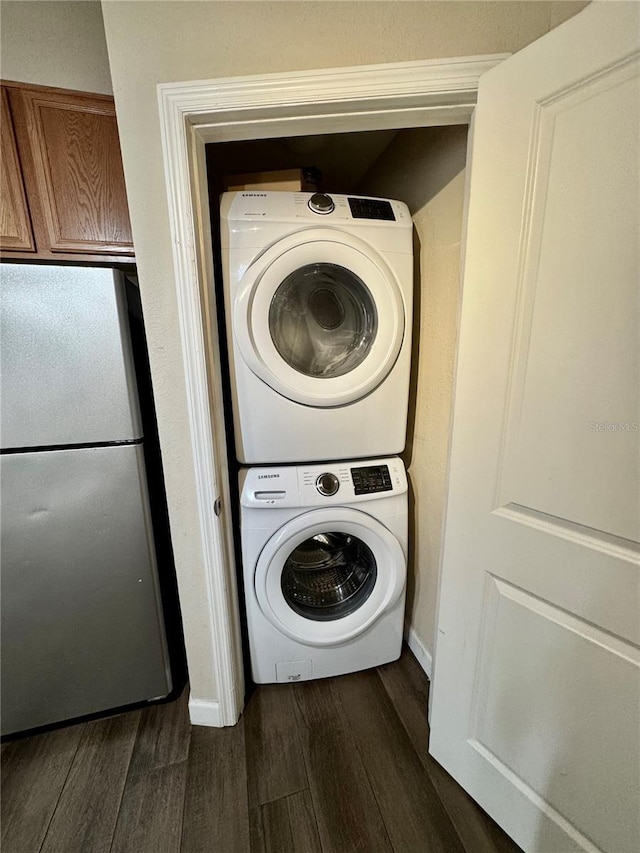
[254,507,405,647]
[234,229,405,407]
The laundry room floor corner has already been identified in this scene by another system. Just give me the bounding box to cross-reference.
[1,646,522,853]
[239,646,522,853]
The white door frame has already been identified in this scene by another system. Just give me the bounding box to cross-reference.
[156,55,505,726]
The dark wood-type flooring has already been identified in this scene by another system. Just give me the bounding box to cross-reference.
[2,646,522,852]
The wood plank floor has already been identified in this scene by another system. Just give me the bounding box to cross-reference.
[1,646,522,853]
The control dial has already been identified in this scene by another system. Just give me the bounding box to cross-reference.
[316,472,340,496]
[308,193,335,215]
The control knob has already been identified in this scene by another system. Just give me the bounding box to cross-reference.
[308,193,335,215]
[316,472,340,496]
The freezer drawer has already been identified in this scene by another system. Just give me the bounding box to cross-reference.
[1,444,171,735]
[0,264,141,449]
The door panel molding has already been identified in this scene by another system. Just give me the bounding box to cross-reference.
[493,504,640,563]
[466,739,601,853]
[495,52,640,535]
[470,575,639,853]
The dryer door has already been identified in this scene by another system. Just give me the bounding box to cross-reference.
[254,507,405,646]
[234,229,405,407]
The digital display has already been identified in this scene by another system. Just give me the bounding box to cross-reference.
[350,465,392,495]
[348,198,395,221]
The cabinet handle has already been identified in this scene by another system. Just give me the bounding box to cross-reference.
[214,497,222,517]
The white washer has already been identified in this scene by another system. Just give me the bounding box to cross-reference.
[239,457,407,683]
[220,191,413,463]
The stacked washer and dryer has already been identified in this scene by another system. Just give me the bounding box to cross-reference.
[220,191,413,683]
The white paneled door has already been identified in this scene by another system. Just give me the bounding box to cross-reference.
[430,4,639,853]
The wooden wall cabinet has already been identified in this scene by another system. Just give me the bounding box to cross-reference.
[1,82,134,262]
[1,89,35,252]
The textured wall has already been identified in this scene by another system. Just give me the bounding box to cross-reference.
[358,126,469,662]
[100,0,589,706]
[1,1,112,93]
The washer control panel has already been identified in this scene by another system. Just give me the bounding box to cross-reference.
[240,457,407,508]
[350,464,392,495]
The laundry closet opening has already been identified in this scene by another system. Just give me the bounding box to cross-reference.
[204,123,469,680]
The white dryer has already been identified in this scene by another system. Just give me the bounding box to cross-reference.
[239,457,407,683]
[220,191,413,463]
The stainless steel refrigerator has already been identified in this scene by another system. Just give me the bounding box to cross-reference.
[1,264,172,736]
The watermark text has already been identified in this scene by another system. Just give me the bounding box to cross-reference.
[589,422,638,432]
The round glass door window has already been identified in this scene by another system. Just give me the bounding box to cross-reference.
[280,532,377,621]
[269,263,378,378]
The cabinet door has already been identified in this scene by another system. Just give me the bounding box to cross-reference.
[0,88,35,251]
[9,87,134,255]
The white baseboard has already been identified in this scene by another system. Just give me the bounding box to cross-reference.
[404,625,433,680]
[188,696,223,727]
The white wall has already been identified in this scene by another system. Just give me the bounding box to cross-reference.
[358,126,469,667]
[0,1,112,94]
[100,0,588,709]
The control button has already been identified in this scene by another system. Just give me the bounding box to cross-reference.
[308,193,335,215]
[316,472,340,496]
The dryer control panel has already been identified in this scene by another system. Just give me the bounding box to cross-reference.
[240,457,407,508]
[347,197,395,221]
[221,191,411,231]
